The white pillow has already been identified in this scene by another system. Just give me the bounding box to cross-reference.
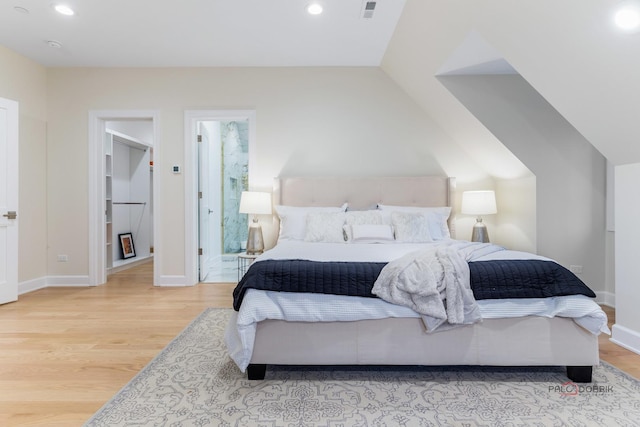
[378,204,451,240]
[391,211,433,243]
[304,212,347,243]
[343,210,384,242]
[275,203,348,241]
[350,224,395,243]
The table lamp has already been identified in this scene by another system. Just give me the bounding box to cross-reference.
[461,190,497,243]
[239,191,272,254]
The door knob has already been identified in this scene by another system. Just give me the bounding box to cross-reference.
[2,211,17,220]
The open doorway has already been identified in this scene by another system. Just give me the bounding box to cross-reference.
[198,120,249,282]
[105,120,154,273]
[185,110,256,284]
[88,110,160,287]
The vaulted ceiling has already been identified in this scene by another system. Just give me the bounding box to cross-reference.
[2,0,638,166]
[382,0,640,167]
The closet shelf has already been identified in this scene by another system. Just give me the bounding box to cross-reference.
[113,202,147,205]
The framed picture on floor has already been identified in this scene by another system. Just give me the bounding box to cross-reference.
[119,233,136,259]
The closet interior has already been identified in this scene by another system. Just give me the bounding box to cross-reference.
[105,126,153,273]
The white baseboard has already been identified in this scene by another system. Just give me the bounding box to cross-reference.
[18,276,48,295]
[18,275,92,296]
[18,273,192,295]
[155,275,193,287]
[611,324,640,356]
[46,275,91,287]
[595,291,615,307]
[20,275,91,289]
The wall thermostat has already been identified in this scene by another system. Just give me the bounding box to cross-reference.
[172,165,181,174]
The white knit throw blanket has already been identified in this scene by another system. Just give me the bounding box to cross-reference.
[372,241,504,332]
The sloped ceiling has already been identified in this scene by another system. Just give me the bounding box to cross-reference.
[382,0,640,167]
[4,0,637,166]
[0,0,406,67]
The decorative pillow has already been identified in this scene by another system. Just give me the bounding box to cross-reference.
[378,204,451,240]
[343,210,384,241]
[275,203,348,241]
[304,212,347,243]
[350,224,395,243]
[391,211,433,243]
[345,210,384,225]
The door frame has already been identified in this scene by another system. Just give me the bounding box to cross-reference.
[184,110,256,285]
[0,97,19,304]
[88,110,161,286]
[196,123,221,281]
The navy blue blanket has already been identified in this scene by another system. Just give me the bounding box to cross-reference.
[468,260,595,300]
[233,259,596,311]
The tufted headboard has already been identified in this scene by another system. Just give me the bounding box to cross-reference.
[272,176,456,239]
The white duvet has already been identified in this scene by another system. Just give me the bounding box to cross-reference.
[225,240,610,372]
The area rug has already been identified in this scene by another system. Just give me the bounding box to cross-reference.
[84,308,640,427]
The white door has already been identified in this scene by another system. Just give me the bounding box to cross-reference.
[0,97,19,305]
[198,126,213,281]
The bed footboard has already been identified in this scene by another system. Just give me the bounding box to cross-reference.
[247,317,599,381]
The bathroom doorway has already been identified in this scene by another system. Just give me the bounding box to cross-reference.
[185,110,255,283]
[198,119,250,282]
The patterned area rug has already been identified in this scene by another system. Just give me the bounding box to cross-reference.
[84,308,640,427]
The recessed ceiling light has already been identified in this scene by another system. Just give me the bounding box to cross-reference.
[14,6,30,14]
[54,4,75,16]
[306,2,323,15]
[46,40,63,49]
[614,0,640,33]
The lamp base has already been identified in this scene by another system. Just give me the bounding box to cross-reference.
[246,219,264,255]
[471,219,490,243]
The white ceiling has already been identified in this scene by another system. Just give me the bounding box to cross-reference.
[0,0,406,67]
[436,32,517,76]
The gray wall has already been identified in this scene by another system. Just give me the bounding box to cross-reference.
[439,74,606,292]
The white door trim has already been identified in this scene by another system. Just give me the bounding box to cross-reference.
[197,124,215,281]
[0,97,19,304]
[88,110,161,286]
[184,110,256,285]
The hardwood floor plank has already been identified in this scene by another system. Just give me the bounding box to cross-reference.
[598,305,640,379]
[0,262,637,426]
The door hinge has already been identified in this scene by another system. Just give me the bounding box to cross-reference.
[198,248,203,256]
[198,191,203,199]
[197,135,202,143]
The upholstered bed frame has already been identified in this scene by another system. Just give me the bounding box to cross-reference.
[245,176,599,382]
[272,175,456,235]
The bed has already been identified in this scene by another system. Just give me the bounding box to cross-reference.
[225,176,609,383]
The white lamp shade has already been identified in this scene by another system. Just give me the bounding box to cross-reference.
[239,191,272,215]
[461,190,497,215]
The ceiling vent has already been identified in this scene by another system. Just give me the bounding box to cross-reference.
[361,1,377,19]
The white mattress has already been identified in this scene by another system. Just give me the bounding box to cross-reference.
[225,240,610,371]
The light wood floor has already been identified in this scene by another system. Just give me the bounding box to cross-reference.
[0,261,638,427]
